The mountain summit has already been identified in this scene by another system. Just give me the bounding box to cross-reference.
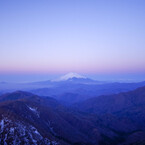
[54,72,86,81]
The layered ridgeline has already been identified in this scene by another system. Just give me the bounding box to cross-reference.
[1,73,145,104]
[31,73,145,104]
[1,86,145,144]
[73,86,145,144]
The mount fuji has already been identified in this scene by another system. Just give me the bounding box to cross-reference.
[52,72,97,84]
[55,72,86,81]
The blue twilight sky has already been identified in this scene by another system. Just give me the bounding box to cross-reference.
[0,0,145,82]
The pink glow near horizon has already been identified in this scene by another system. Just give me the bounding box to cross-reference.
[0,0,145,77]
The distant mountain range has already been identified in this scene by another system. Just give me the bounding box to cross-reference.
[0,73,104,93]
[1,86,145,144]
[31,81,145,104]
[1,73,145,105]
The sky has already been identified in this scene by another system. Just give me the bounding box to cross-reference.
[0,0,145,82]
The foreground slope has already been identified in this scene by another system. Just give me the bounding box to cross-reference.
[0,91,101,145]
[1,87,145,144]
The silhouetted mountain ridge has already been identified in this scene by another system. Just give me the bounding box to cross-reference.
[1,87,145,144]
[74,86,145,114]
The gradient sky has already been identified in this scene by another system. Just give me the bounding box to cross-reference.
[0,0,145,82]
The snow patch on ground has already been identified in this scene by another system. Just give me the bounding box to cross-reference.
[47,121,57,136]
[0,119,4,133]
[28,106,40,117]
[0,116,59,145]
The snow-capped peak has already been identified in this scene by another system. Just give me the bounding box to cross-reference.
[53,72,86,81]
